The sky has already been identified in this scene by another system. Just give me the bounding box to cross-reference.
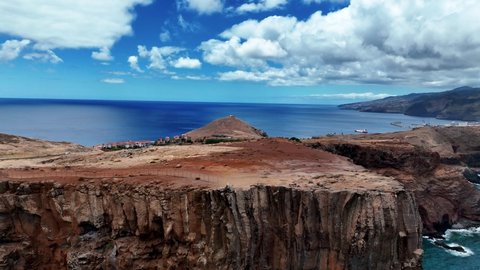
[0,0,479,104]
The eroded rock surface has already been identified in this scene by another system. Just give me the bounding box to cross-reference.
[306,126,480,234]
[0,180,421,269]
[0,137,422,269]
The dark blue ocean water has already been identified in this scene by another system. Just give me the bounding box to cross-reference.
[0,98,476,267]
[423,228,480,270]
[0,98,454,146]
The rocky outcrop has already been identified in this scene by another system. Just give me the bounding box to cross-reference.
[312,142,441,176]
[0,180,422,269]
[306,127,480,235]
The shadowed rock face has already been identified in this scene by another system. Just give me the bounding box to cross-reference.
[0,181,422,269]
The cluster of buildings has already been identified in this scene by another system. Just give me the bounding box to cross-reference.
[155,134,193,145]
[447,121,480,127]
[95,140,154,150]
[95,134,193,151]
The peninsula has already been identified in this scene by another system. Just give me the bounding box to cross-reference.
[0,117,424,269]
[339,86,480,121]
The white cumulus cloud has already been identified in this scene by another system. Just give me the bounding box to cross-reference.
[236,0,288,13]
[236,38,287,59]
[201,0,480,88]
[172,57,202,69]
[91,47,113,61]
[0,0,152,50]
[128,55,143,72]
[178,0,223,15]
[129,45,191,72]
[0,39,30,61]
[137,45,184,70]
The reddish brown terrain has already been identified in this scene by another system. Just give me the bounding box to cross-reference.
[306,126,480,235]
[0,128,422,269]
[185,115,267,141]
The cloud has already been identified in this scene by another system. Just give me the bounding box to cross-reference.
[220,16,297,40]
[0,0,152,50]
[236,0,288,13]
[303,0,349,4]
[311,92,393,99]
[171,74,210,80]
[91,47,113,61]
[0,39,30,61]
[107,71,133,76]
[178,0,223,15]
[159,30,171,42]
[201,0,480,88]
[200,36,283,67]
[171,57,202,69]
[218,67,321,86]
[128,55,143,72]
[130,45,203,72]
[177,15,198,32]
[23,50,63,64]
[137,45,184,70]
[219,70,269,82]
[237,38,287,59]
[102,78,125,84]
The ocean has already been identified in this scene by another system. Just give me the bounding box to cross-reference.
[0,98,454,146]
[0,98,476,268]
[424,227,480,270]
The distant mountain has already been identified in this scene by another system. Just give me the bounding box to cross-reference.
[339,86,480,121]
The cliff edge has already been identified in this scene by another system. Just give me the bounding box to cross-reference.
[0,136,422,269]
[306,126,480,235]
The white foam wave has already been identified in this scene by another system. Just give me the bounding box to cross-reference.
[444,227,480,241]
[442,243,474,257]
[425,232,477,257]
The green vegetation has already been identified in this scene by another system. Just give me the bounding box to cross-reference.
[204,138,242,144]
[288,137,302,143]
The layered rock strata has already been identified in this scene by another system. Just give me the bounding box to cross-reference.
[0,137,423,269]
[306,126,480,234]
[0,180,422,269]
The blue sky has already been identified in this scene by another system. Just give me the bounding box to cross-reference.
[0,0,478,104]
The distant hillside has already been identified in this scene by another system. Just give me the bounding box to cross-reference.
[186,115,267,141]
[0,133,89,160]
[339,86,480,121]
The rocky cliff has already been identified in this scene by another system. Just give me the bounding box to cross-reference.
[0,135,424,269]
[306,126,480,235]
[0,180,422,270]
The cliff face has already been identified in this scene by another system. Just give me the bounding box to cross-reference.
[306,127,480,235]
[0,180,422,269]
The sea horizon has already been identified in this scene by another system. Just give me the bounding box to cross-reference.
[0,96,347,107]
[0,98,455,147]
